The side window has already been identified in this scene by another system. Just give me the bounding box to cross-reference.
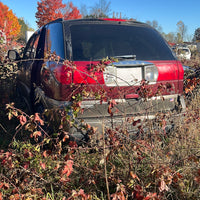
[23,33,40,59]
[32,35,40,57]
[23,36,35,59]
[45,22,65,59]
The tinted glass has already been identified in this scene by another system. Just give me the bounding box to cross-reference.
[45,22,65,58]
[69,24,175,61]
[23,35,35,59]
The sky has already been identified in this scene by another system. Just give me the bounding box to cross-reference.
[1,0,200,40]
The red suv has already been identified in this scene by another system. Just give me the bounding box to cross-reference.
[8,18,185,139]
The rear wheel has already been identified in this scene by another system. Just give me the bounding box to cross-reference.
[30,85,45,114]
[30,85,90,146]
[30,85,48,142]
[15,84,32,114]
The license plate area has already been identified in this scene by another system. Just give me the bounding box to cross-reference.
[103,65,143,86]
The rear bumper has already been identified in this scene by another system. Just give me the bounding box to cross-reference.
[37,85,185,136]
[78,94,186,133]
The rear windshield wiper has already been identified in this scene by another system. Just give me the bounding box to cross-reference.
[94,55,136,61]
[112,55,136,60]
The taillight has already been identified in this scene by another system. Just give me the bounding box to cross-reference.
[52,64,72,84]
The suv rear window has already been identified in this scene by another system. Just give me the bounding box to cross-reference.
[68,23,175,61]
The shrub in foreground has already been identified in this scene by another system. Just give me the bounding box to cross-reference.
[1,93,200,200]
[1,50,200,199]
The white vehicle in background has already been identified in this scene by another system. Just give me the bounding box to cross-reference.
[25,31,34,43]
[176,46,191,60]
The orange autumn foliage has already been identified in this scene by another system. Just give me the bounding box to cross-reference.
[36,0,82,27]
[0,2,21,40]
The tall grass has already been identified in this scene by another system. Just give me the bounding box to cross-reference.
[0,47,200,199]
